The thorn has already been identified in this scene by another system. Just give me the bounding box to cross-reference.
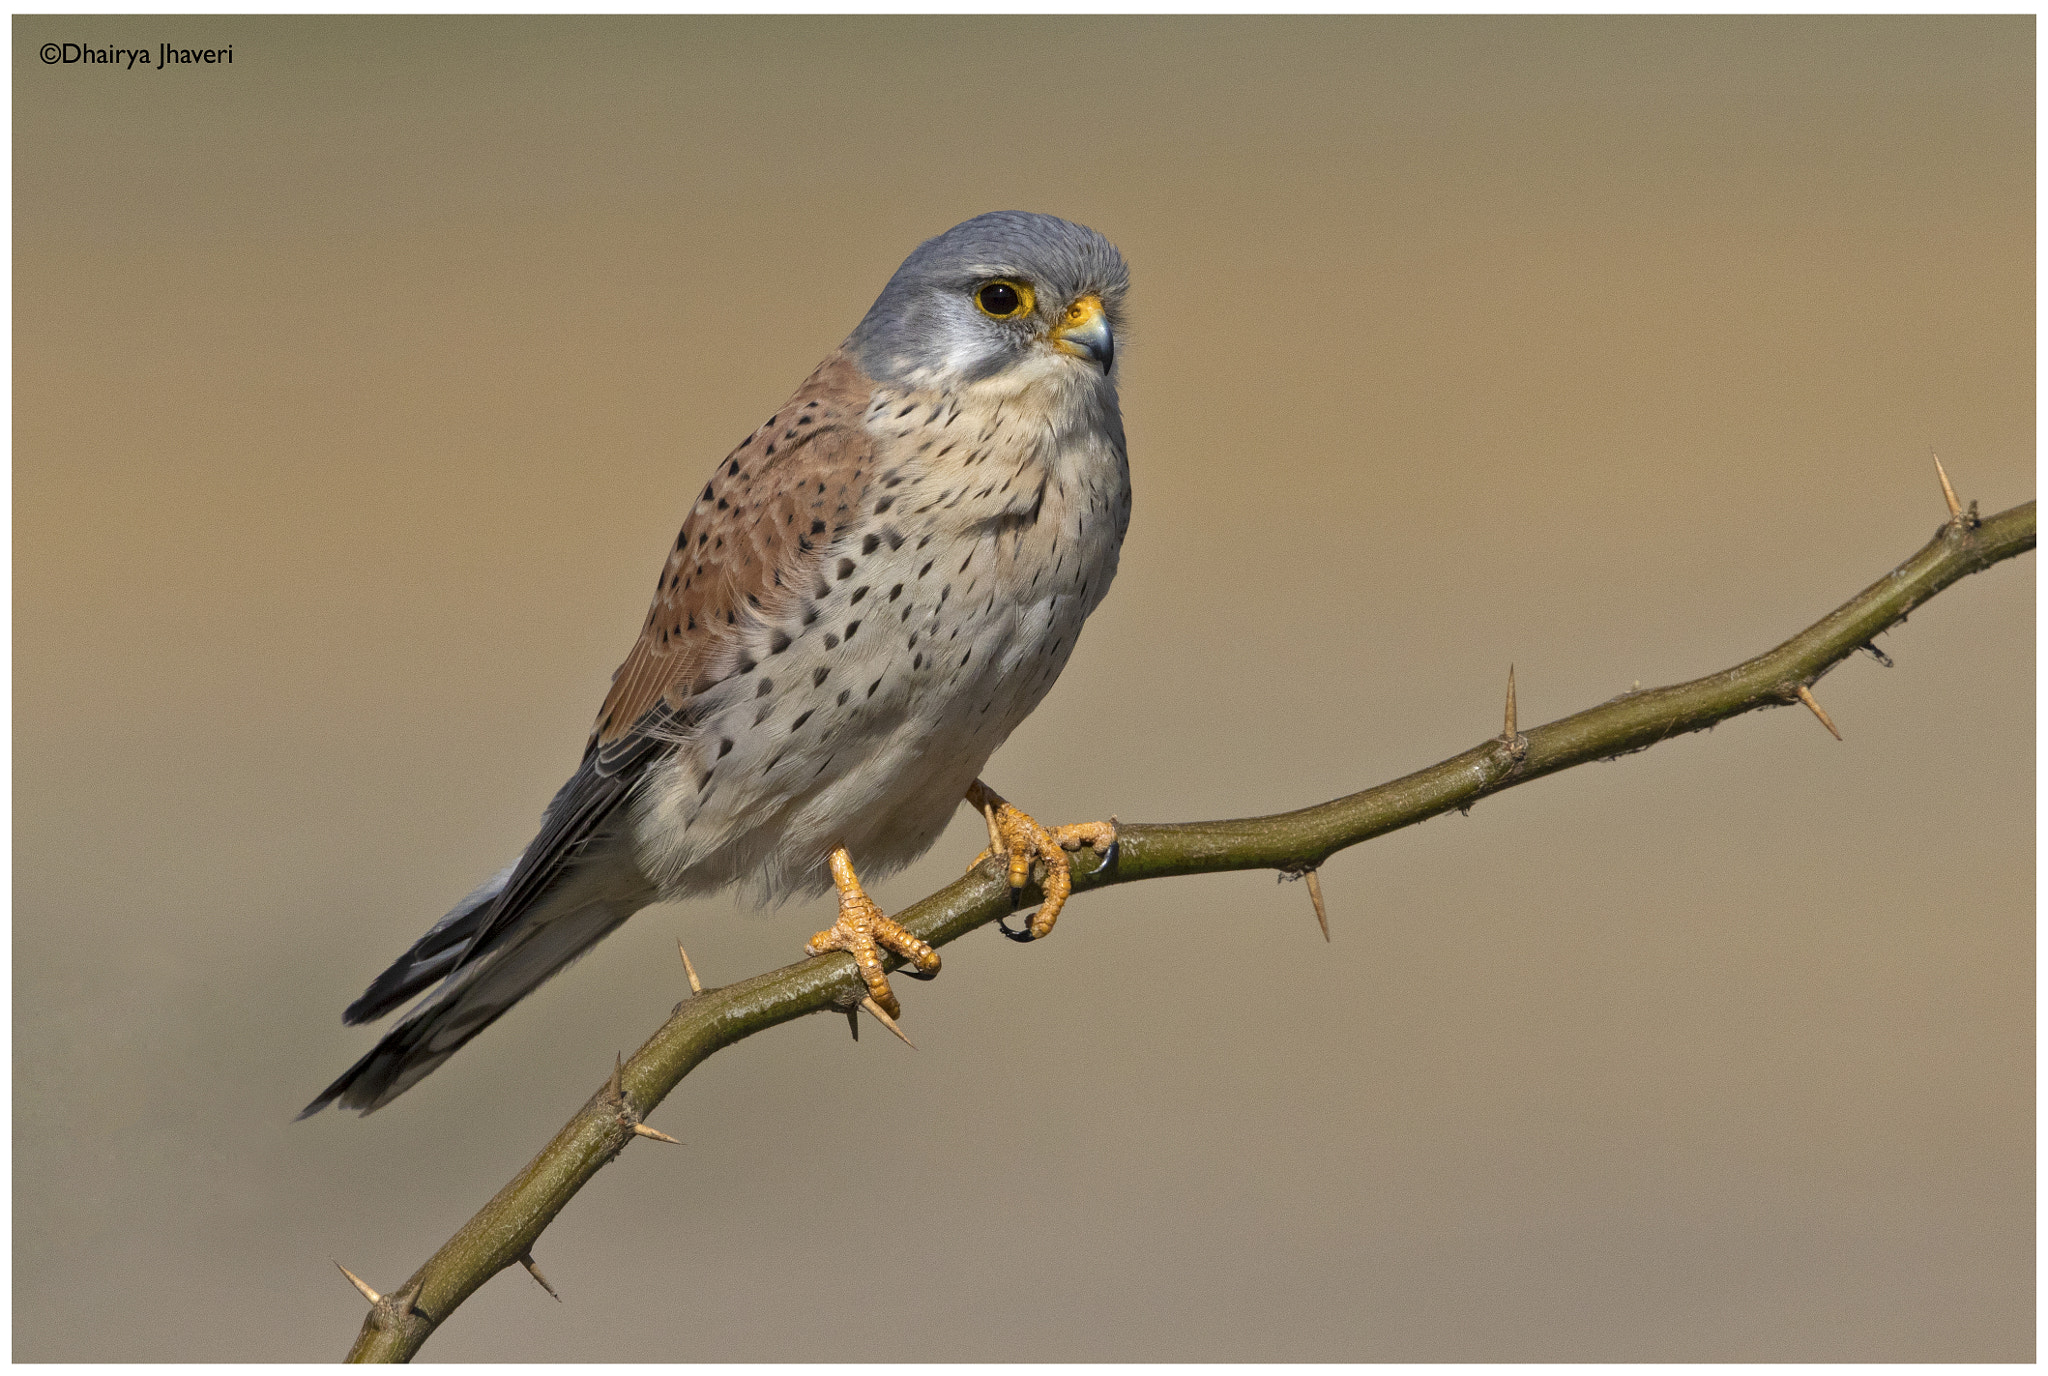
[846,1008,859,1041]
[519,1253,562,1302]
[1795,685,1843,740]
[334,1260,381,1306]
[606,1054,622,1102]
[1503,664,1518,739]
[1305,868,1331,942]
[396,1278,428,1320]
[631,1122,682,1144]
[1932,451,1962,521]
[859,995,918,1048]
[981,799,1006,859]
[677,940,703,994]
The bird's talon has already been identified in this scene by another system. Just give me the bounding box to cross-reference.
[812,846,937,1018]
[995,913,1037,943]
[963,782,1114,945]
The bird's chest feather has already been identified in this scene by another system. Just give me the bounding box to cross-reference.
[630,377,1129,900]
[853,383,1129,718]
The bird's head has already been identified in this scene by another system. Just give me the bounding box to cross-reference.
[846,211,1128,398]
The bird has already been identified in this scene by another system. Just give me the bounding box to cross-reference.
[302,211,1131,1116]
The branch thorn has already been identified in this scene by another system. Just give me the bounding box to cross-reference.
[845,1008,859,1041]
[856,995,921,1048]
[606,1053,622,1103]
[981,798,1007,860]
[1795,685,1843,740]
[519,1252,562,1302]
[631,1122,682,1145]
[677,940,703,995]
[1305,868,1331,942]
[1503,664,1518,740]
[1932,450,1962,521]
[859,995,918,1048]
[335,1260,381,1307]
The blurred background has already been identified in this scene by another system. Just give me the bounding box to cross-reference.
[14,15,2032,1362]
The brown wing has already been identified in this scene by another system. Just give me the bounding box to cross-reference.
[592,349,880,758]
[383,352,883,1002]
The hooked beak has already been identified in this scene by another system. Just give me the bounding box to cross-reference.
[1050,293,1114,373]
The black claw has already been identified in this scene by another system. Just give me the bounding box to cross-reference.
[1009,885,1023,911]
[995,912,1037,942]
[900,963,940,981]
[1099,838,1119,871]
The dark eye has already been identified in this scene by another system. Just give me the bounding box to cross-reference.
[974,280,1032,319]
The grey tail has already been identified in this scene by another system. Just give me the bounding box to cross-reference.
[302,724,675,1118]
[300,751,663,1118]
[341,862,518,1027]
[298,857,651,1117]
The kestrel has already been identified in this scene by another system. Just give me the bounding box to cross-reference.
[303,212,1130,1115]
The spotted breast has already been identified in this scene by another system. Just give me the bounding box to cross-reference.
[628,350,1131,905]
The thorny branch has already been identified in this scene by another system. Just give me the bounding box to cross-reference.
[339,489,2034,1362]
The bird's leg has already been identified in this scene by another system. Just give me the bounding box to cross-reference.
[806,847,940,1018]
[964,779,1118,943]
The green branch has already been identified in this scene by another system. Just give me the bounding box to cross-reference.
[341,496,2034,1362]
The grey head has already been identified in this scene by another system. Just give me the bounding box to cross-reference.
[846,211,1128,390]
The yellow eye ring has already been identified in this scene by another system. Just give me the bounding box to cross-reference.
[974,279,1034,320]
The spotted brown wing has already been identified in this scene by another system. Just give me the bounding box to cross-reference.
[592,352,880,754]
[463,353,882,958]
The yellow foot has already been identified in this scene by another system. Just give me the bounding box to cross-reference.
[964,779,1118,943]
[805,847,941,1018]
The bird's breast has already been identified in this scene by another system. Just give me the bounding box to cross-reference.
[629,379,1129,903]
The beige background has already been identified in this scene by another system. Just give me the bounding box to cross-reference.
[13,15,2033,1362]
